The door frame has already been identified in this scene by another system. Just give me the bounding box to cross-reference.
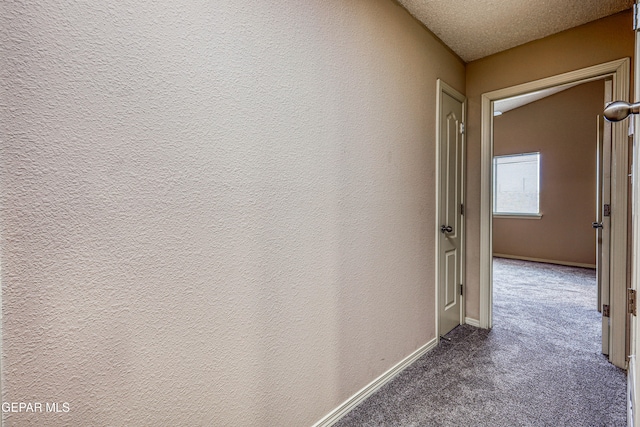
[435,79,467,340]
[631,97,639,427]
[479,58,630,368]
[629,9,640,424]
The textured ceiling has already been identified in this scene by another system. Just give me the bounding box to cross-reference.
[397,0,634,62]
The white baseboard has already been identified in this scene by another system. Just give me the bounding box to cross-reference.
[464,317,480,327]
[629,355,636,427]
[312,337,438,427]
[493,253,596,269]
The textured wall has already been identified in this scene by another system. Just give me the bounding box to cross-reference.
[0,0,464,425]
[464,9,634,320]
[493,81,603,266]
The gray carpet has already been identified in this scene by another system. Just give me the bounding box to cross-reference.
[334,258,627,426]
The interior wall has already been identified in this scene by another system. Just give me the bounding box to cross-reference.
[0,0,464,425]
[465,9,634,320]
[492,80,604,266]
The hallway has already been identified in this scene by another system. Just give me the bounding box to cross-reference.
[334,258,626,426]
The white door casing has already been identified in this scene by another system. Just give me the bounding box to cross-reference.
[631,95,639,427]
[630,4,640,424]
[436,80,466,339]
[479,58,630,368]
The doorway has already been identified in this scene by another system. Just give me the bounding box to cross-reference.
[478,58,630,368]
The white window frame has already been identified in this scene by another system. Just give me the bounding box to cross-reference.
[492,152,542,218]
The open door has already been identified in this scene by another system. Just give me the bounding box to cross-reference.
[597,80,614,357]
[603,3,639,423]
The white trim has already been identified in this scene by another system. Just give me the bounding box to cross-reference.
[630,16,640,426]
[435,79,467,340]
[632,107,639,425]
[311,338,438,427]
[460,88,467,339]
[464,317,480,327]
[629,355,636,427]
[493,254,596,269]
[480,59,630,366]
[493,213,542,219]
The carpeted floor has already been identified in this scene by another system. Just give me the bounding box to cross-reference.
[334,258,627,426]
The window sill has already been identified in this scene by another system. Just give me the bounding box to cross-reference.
[493,213,543,220]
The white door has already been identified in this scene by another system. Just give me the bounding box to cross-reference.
[596,80,613,357]
[604,2,640,422]
[437,81,465,338]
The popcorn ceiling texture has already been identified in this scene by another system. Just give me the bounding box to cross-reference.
[0,0,464,425]
[398,0,633,62]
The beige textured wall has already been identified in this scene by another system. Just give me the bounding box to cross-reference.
[493,81,604,266]
[465,9,634,320]
[0,0,464,425]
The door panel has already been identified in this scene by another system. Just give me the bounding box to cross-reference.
[438,89,464,337]
[445,251,457,309]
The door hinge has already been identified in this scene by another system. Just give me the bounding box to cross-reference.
[460,204,464,215]
[603,204,611,217]
[460,284,463,296]
[629,289,637,316]
[460,123,465,134]
[603,304,610,317]
[634,3,639,31]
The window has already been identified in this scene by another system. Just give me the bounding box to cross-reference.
[493,152,540,216]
